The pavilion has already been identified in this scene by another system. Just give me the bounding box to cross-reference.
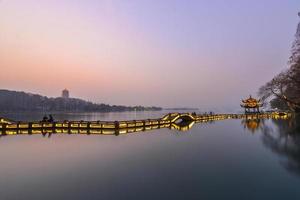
[241,95,262,114]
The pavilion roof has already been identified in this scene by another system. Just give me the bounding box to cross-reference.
[241,95,262,108]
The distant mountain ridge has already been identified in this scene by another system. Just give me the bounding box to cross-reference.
[164,107,199,111]
[0,89,162,112]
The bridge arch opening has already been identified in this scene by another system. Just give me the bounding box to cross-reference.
[172,114,195,125]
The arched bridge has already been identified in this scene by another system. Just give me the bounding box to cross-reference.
[161,113,196,123]
[0,112,290,137]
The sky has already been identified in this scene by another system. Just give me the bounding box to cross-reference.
[0,0,300,112]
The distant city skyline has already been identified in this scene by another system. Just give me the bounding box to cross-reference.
[0,0,300,112]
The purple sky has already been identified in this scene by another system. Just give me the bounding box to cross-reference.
[0,0,299,111]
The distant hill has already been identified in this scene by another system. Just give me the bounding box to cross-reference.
[0,89,162,112]
[164,107,199,111]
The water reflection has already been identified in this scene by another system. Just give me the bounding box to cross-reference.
[1,113,300,199]
[0,113,290,138]
[242,118,264,133]
[244,115,300,176]
[264,116,300,176]
[0,120,197,138]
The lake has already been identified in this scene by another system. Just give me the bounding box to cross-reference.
[0,111,300,200]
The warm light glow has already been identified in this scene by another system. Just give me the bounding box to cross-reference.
[0,1,298,109]
[0,112,291,137]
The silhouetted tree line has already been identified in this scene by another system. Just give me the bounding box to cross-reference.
[259,14,300,112]
[0,90,162,112]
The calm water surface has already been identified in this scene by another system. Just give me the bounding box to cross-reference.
[0,111,300,200]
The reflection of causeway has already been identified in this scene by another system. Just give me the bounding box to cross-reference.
[0,112,290,137]
[242,113,289,133]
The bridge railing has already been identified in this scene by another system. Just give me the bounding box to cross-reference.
[0,112,291,133]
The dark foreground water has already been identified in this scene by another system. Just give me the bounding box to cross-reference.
[0,111,300,200]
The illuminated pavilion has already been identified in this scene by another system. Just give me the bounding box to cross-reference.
[241,95,262,114]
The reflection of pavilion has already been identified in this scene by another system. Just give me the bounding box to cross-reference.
[241,95,262,114]
[242,119,262,133]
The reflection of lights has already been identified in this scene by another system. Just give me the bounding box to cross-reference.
[6,131,17,135]
[242,119,261,133]
[171,121,195,131]
[0,112,292,137]
[90,130,102,134]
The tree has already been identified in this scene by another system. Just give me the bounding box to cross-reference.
[270,95,289,110]
[259,13,300,112]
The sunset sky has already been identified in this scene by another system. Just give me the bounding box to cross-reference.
[0,0,299,111]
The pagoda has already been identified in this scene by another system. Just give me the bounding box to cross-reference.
[241,95,262,114]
